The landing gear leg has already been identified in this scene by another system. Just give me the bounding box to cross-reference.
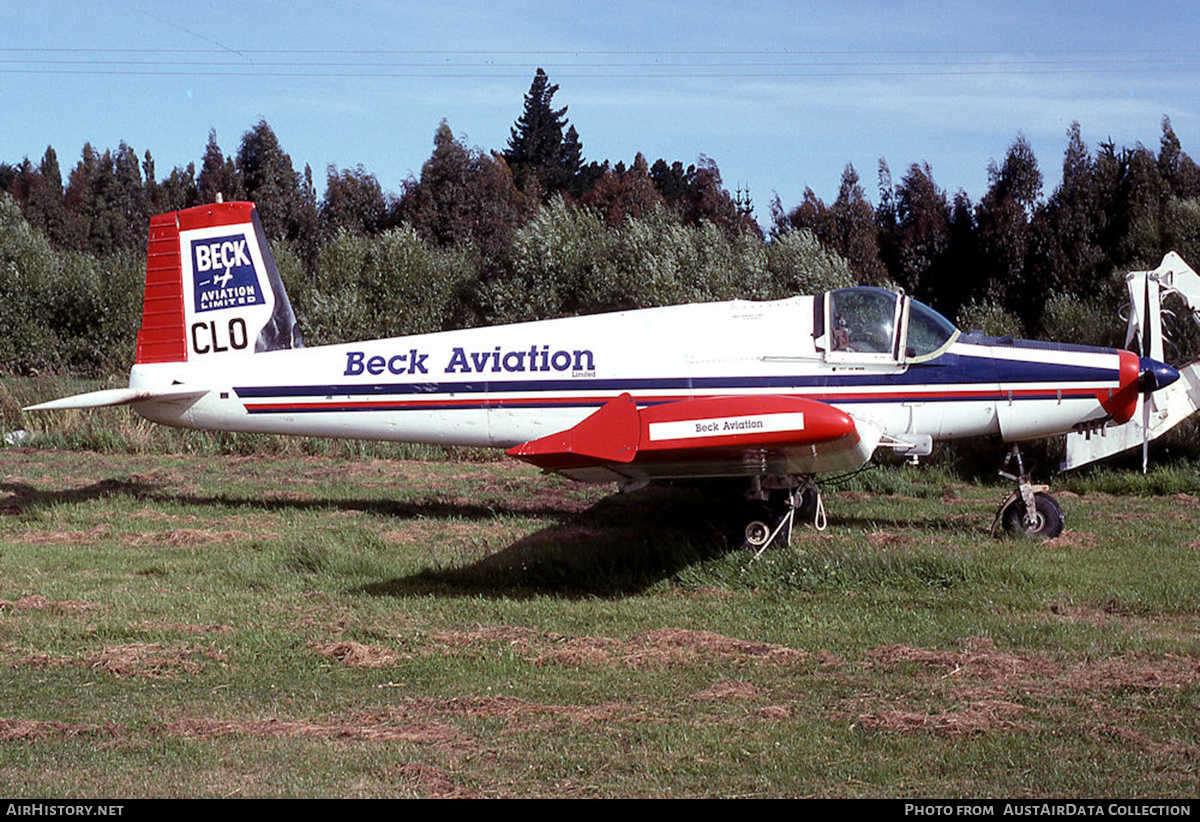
[991,445,1065,538]
[741,476,825,560]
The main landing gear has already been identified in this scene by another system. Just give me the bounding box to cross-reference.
[991,445,1065,539]
[738,476,824,557]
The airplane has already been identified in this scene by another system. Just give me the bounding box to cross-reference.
[25,200,1190,546]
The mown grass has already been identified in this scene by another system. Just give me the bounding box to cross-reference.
[0,440,1198,797]
[1,376,1199,796]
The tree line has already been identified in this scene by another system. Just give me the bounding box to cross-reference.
[2,68,1200,378]
[776,119,1200,346]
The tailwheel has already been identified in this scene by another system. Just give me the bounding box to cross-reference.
[739,502,782,550]
[743,517,774,549]
[733,476,826,557]
[999,491,1064,538]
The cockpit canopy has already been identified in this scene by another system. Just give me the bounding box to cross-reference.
[823,287,958,362]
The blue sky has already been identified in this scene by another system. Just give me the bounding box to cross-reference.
[5,1,1200,224]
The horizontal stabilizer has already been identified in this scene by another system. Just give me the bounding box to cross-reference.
[24,386,208,412]
[508,393,863,479]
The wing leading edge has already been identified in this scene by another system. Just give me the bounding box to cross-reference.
[507,393,877,485]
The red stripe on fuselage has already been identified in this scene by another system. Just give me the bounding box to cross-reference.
[238,385,1115,414]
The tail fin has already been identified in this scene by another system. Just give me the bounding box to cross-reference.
[135,201,303,365]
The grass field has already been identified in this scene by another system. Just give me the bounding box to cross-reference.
[0,435,1198,797]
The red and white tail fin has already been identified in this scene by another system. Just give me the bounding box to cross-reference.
[26,202,303,412]
[136,201,302,365]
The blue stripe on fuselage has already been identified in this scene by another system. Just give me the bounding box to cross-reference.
[233,351,1117,401]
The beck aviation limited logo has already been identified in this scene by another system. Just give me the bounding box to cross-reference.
[191,234,265,313]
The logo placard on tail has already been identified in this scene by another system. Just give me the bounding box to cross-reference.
[191,235,265,313]
[180,222,277,359]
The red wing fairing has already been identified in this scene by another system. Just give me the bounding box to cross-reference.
[507,393,869,484]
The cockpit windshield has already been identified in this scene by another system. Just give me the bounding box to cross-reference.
[828,288,899,354]
[906,300,958,357]
[825,288,959,362]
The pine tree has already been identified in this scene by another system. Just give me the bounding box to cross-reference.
[112,141,150,250]
[975,133,1043,320]
[154,163,198,213]
[830,164,886,284]
[892,163,951,304]
[21,146,80,248]
[504,68,582,196]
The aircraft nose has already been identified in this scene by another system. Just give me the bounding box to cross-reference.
[1138,357,1180,393]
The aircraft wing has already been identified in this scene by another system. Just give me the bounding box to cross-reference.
[23,386,209,411]
[506,393,880,486]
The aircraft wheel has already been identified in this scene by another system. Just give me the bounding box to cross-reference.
[744,518,773,549]
[1000,492,1064,539]
[795,487,820,524]
[739,503,778,549]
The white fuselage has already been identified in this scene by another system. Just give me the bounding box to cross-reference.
[129,295,1125,458]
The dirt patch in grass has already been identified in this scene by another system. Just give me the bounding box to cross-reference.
[855,639,1200,738]
[870,641,1200,695]
[694,678,759,701]
[10,526,111,546]
[123,528,256,547]
[869,637,1059,681]
[9,650,74,670]
[87,642,218,679]
[1045,530,1098,550]
[422,626,807,669]
[315,640,400,668]
[160,696,646,752]
[0,594,97,613]
[0,719,116,741]
[9,521,263,550]
[852,699,1030,737]
[1064,654,1200,691]
[1083,722,1199,758]
[162,714,467,749]
[390,762,482,799]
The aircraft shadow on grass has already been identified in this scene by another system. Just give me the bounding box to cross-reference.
[356,494,1002,600]
[1,472,979,599]
[0,478,163,514]
[0,477,566,522]
[0,474,735,597]
[358,484,739,599]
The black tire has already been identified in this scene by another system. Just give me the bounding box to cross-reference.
[1001,492,1064,538]
[795,487,820,524]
